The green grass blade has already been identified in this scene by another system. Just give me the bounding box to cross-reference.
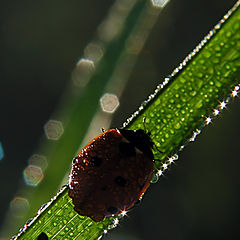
[125,0,240,170]
[15,186,114,240]
[13,1,240,240]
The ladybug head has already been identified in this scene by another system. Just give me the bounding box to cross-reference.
[118,129,154,159]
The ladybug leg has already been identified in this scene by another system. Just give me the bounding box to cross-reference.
[153,144,163,153]
[91,214,105,222]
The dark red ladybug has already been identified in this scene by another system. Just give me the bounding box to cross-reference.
[68,128,154,222]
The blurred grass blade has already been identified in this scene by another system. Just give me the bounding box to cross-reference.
[3,0,165,238]
[12,1,240,240]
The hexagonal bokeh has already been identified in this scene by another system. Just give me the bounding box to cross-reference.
[100,93,119,113]
[84,42,104,62]
[10,196,29,217]
[72,58,95,87]
[44,120,64,140]
[28,154,48,171]
[151,0,170,8]
[23,164,44,187]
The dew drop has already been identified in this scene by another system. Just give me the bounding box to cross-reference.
[151,172,159,183]
[188,72,193,77]
[162,119,167,124]
[233,22,239,30]
[208,88,213,93]
[69,212,75,218]
[170,129,175,134]
[150,112,154,118]
[181,110,186,114]
[224,44,230,49]
[197,80,203,88]
[214,46,221,51]
[180,78,186,83]
[165,133,169,138]
[197,72,203,78]
[209,81,214,86]
[190,91,196,96]
[195,101,203,109]
[225,64,231,70]
[215,81,222,87]
[204,51,211,58]
[174,123,181,129]
[181,97,187,102]
[213,57,220,63]
[226,31,232,38]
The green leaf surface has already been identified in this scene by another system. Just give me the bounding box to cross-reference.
[16,186,114,240]
[125,0,240,169]
[13,1,240,240]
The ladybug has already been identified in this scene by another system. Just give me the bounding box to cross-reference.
[68,128,155,222]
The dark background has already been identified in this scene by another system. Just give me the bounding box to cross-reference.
[0,0,239,239]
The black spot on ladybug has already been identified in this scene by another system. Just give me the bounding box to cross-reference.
[90,156,102,167]
[107,206,118,214]
[139,183,145,190]
[119,142,136,157]
[37,232,48,240]
[101,185,108,191]
[114,176,127,187]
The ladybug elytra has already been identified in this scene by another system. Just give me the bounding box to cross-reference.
[68,128,155,222]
